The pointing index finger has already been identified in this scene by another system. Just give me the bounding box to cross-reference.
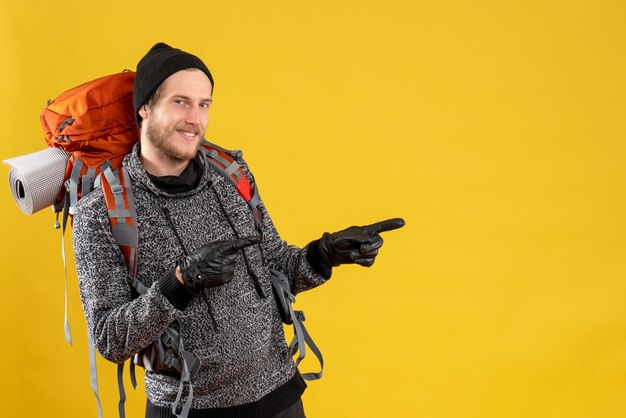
[229,235,262,251]
[363,218,406,235]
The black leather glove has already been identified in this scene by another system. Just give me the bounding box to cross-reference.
[318,218,405,270]
[178,235,261,292]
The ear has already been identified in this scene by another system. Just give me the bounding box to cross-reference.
[138,105,148,120]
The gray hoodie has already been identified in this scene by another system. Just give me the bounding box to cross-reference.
[73,143,327,414]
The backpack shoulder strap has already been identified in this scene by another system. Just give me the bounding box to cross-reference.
[99,163,146,418]
[100,164,144,291]
[200,140,262,229]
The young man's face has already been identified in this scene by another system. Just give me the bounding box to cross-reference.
[140,68,213,162]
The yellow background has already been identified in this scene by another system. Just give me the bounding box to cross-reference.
[1,1,625,417]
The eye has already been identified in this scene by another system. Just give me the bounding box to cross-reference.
[200,102,211,109]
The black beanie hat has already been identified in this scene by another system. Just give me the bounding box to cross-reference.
[133,42,214,123]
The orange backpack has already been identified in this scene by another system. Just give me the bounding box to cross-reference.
[41,70,139,217]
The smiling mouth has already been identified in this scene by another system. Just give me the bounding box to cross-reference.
[177,130,198,140]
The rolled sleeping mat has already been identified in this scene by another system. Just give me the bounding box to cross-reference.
[3,147,69,215]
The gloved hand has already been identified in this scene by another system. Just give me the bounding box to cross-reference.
[178,235,261,292]
[319,218,405,269]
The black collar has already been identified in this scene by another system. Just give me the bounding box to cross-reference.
[147,153,203,194]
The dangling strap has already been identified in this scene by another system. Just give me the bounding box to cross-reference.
[87,327,104,418]
[58,158,86,346]
[271,269,324,381]
[129,361,138,390]
[171,337,194,418]
[290,309,324,381]
[60,193,72,345]
[288,304,305,360]
[117,363,127,418]
[116,359,138,418]
[59,160,95,345]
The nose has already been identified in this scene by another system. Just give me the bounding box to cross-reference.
[185,105,204,127]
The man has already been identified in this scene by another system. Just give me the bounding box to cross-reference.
[73,42,404,418]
